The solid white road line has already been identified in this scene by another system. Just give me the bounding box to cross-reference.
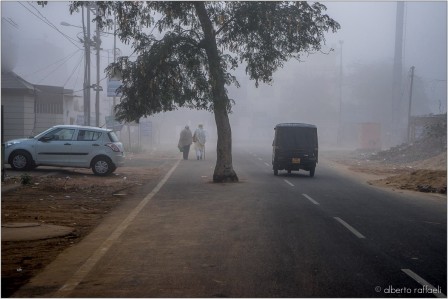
[334,217,366,239]
[284,179,294,187]
[302,193,320,205]
[54,159,181,297]
[402,269,446,298]
[264,162,270,167]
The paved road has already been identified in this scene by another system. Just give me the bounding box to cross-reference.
[14,146,446,298]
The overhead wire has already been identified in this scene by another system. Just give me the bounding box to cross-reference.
[1,17,19,29]
[19,2,82,50]
[16,2,124,96]
[63,51,84,88]
[24,49,81,77]
[36,50,82,84]
[70,62,82,93]
[17,2,89,92]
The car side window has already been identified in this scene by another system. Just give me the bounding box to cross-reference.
[77,130,102,141]
[44,128,75,141]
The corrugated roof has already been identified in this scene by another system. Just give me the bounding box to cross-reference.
[2,72,77,97]
[1,71,36,91]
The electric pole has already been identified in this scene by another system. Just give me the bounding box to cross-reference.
[337,40,343,146]
[95,5,101,127]
[407,66,415,143]
[391,2,405,145]
[82,5,91,126]
[112,19,117,118]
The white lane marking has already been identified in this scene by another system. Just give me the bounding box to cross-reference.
[284,179,294,187]
[54,159,181,297]
[402,269,446,298]
[302,193,320,205]
[258,157,263,161]
[334,217,366,239]
[264,162,270,167]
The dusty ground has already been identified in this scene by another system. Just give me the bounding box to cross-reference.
[1,151,177,298]
[1,148,446,297]
[326,151,447,194]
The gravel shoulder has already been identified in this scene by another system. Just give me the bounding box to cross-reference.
[322,150,446,195]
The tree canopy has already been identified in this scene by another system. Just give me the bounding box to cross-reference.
[67,1,340,182]
[72,1,340,121]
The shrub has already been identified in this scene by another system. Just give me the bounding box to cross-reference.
[20,173,32,185]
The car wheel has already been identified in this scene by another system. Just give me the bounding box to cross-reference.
[92,156,114,176]
[309,167,315,177]
[273,166,278,176]
[10,150,34,171]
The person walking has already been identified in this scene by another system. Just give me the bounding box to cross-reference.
[178,125,193,160]
[193,124,206,160]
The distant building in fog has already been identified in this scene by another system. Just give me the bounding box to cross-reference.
[1,71,80,141]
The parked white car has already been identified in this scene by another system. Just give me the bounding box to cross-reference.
[4,125,125,176]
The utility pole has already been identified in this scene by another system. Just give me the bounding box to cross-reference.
[82,5,91,126]
[407,66,415,143]
[95,5,101,127]
[391,2,405,145]
[113,19,117,117]
[337,40,343,146]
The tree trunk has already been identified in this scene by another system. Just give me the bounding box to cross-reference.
[213,105,238,182]
[195,2,238,183]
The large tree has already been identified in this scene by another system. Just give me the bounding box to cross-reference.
[71,1,340,182]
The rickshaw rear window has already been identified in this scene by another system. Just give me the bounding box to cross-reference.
[276,127,317,149]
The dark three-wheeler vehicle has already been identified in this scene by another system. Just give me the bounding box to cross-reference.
[272,123,318,177]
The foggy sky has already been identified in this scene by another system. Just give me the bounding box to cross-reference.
[2,2,446,88]
[1,1,447,148]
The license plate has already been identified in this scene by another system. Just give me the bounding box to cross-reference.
[292,158,301,164]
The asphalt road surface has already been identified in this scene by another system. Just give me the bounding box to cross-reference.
[14,145,447,298]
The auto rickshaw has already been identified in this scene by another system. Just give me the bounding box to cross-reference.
[272,123,318,177]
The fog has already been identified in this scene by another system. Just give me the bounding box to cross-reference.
[1,1,446,151]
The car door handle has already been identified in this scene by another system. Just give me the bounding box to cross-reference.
[64,143,72,145]
[92,144,100,146]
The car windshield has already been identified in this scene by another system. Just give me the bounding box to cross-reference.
[34,127,59,139]
[276,127,317,149]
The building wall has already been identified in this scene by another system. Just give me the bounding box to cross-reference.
[3,94,67,140]
[34,113,64,135]
[2,94,35,141]
[63,96,79,125]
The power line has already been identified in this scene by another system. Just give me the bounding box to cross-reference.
[25,1,81,48]
[70,60,82,92]
[36,50,82,84]
[17,2,82,50]
[1,17,19,29]
[64,51,84,88]
[24,49,82,77]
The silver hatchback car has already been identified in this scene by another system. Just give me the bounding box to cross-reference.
[4,125,125,176]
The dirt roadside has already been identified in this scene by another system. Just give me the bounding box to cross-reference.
[1,149,446,297]
[323,150,447,194]
[1,151,178,298]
